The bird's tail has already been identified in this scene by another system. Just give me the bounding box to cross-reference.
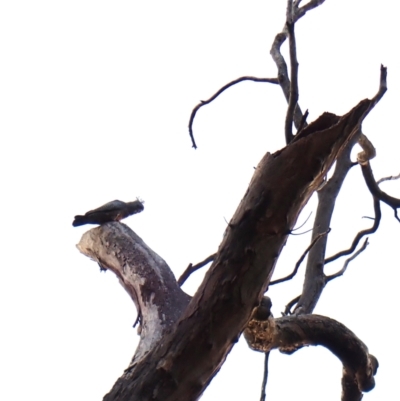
[72,215,86,227]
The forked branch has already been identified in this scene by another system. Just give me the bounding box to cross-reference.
[325,198,381,264]
[270,1,326,134]
[270,229,329,285]
[326,238,369,282]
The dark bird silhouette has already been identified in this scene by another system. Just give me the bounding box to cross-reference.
[72,199,144,227]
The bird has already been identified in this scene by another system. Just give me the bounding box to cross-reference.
[72,199,144,227]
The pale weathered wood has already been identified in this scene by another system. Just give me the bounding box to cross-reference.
[77,223,191,367]
[77,98,377,401]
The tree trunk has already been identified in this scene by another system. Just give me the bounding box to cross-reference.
[78,98,375,401]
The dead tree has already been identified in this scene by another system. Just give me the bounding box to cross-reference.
[75,1,397,400]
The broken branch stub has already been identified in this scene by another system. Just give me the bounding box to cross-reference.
[78,97,380,401]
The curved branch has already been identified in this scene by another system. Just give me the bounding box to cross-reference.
[188,76,278,148]
[357,132,376,164]
[361,161,400,220]
[77,223,191,367]
[324,197,381,264]
[270,229,329,286]
[270,31,304,130]
[270,1,326,134]
[326,238,369,282]
[284,18,299,143]
[244,314,378,396]
[284,295,300,315]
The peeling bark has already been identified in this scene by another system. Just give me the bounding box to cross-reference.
[77,98,378,401]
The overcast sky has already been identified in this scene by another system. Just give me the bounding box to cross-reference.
[1,1,399,400]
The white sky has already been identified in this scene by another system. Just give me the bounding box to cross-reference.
[1,1,399,400]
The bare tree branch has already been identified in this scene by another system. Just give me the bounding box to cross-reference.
[372,64,388,104]
[294,66,387,315]
[244,314,378,396]
[284,5,299,143]
[361,161,400,221]
[270,32,304,130]
[326,238,369,282]
[259,352,270,401]
[294,140,354,314]
[342,355,378,401]
[270,0,326,134]
[77,223,191,367]
[295,0,326,19]
[342,369,363,401]
[270,229,329,286]
[357,132,376,164]
[188,76,278,148]
[325,198,380,264]
[284,295,301,315]
[377,172,400,185]
[178,253,216,286]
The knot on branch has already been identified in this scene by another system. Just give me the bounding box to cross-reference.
[357,132,376,165]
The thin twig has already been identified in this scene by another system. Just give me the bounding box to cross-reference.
[295,0,326,20]
[296,109,309,135]
[259,352,270,401]
[283,295,300,315]
[188,76,278,148]
[324,198,380,264]
[178,253,216,286]
[284,6,299,144]
[361,161,400,221]
[270,0,326,133]
[377,172,400,185]
[289,227,313,236]
[270,229,329,285]
[326,238,369,282]
[291,211,312,231]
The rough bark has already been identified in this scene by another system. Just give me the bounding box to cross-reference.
[77,97,377,401]
[77,224,191,367]
[244,310,378,394]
